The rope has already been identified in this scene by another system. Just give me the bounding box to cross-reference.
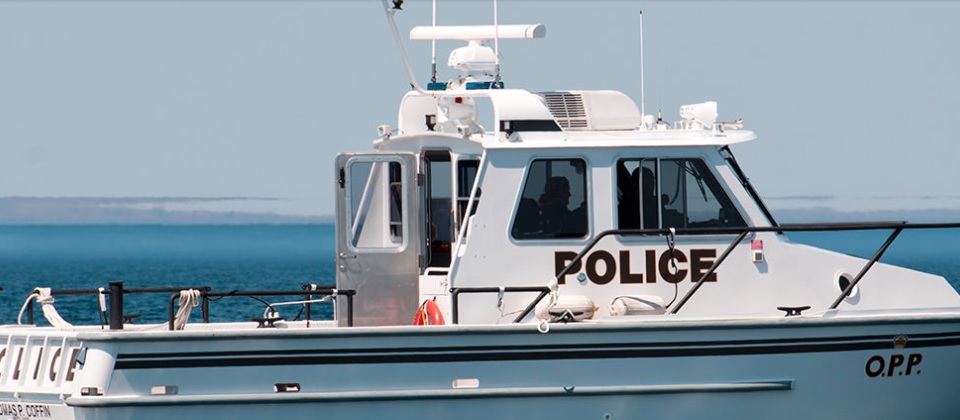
[664,228,680,307]
[496,286,506,323]
[16,293,35,326]
[17,288,73,330]
[666,227,678,271]
[173,289,201,331]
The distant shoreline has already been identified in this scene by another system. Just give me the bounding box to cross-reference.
[0,196,333,225]
[771,207,960,224]
[2,197,959,225]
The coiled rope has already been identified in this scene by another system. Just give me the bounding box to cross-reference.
[173,289,201,331]
[17,288,73,330]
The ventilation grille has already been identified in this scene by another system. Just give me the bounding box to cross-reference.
[540,92,588,129]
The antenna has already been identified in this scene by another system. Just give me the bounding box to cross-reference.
[639,11,646,118]
[431,0,437,83]
[493,0,501,85]
[380,0,429,94]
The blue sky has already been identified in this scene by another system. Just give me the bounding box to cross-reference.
[1,1,958,217]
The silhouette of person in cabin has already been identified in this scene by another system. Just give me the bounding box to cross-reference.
[538,176,586,236]
[641,167,659,229]
[618,164,660,230]
[661,193,685,228]
[617,163,641,229]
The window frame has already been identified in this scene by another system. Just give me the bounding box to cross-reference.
[343,155,410,253]
[615,156,746,233]
[511,157,591,241]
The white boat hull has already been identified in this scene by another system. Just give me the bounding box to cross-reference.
[4,312,959,419]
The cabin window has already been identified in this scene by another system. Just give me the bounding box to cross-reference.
[345,159,406,249]
[387,162,404,241]
[512,158,589,239]
[617,158,745,230]
[456,159,480,232]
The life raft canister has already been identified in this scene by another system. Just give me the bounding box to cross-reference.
[413,299,445,325]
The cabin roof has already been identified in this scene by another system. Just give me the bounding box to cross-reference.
[387,88,755,151]
[485,129,756,149]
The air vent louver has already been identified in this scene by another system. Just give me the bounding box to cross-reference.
[541,92,588,129]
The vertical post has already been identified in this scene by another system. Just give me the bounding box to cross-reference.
[451,288,460,324]
[305,286,312,328]
[202,290,210,323]
[346,293,354,327]
[168,294,176,331]
[306,297,312,326]
[108,281,124,330]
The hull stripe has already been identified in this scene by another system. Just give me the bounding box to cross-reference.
[113,333,960,369]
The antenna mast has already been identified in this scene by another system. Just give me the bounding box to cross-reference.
[431,0,437,83]
[493,0,501,85]
[639,11,646,118]
[380,0,429,94]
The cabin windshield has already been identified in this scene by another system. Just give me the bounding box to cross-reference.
[617,158,745,230]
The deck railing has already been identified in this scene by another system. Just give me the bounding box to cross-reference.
[24,283,355,330]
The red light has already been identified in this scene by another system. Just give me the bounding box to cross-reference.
[455,97,463,104]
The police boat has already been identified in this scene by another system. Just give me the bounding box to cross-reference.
[2,2,960,419]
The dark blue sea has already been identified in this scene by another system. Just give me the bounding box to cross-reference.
[0,225,958,326]
[0,225,336,326]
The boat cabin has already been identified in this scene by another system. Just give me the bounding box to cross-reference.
[333,23,958,327]
[333,81,775,327]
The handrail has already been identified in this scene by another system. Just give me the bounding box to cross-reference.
[166,288,355,330]
[555,221,960,315]
[26,284,213,327]
[668,231,748,314]
[25,283,353,330]
[827,227,903,310]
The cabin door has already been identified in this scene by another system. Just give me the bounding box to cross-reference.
[334,152,422,326]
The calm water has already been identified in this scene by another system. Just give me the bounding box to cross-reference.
[0,225,336,325]
[0,225,958,326]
